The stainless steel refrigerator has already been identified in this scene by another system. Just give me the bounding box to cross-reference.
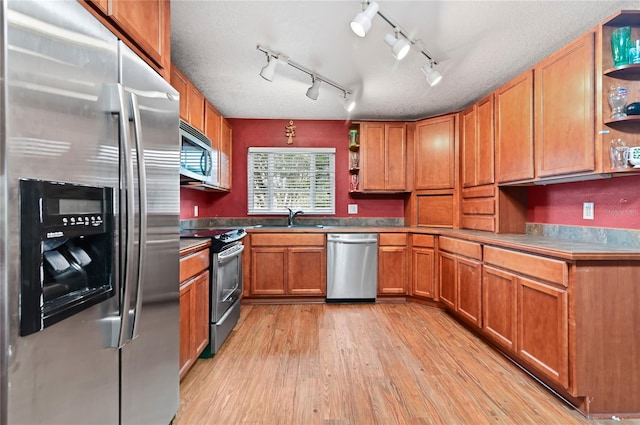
[0,1,180,424]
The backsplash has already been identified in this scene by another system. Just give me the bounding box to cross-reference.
[527,223,640,248]
[180,217,404,231]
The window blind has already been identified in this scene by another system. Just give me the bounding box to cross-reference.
[247,147,335,215]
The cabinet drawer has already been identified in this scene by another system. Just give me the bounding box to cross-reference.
[461,197,495,215]
[180,249,210,283]
[484,246,567,287]
[379,233,407,246]
[412,234,435,248]
[251,233,324,247]
[461,216,495,232]
[462,185,495,199]
[439,237,482,260]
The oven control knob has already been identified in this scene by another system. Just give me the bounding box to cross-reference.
[219,234,228,240]
[237,228,245,235]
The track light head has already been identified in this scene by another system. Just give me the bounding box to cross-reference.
[350,1,379,37]
[341,92,356,112]
[306,76,321,100]
[421,62,443,87]
[384,32,411,60]
[260,55,278,81]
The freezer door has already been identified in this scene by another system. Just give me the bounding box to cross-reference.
[119,42,180,425]
[5,1,120,424]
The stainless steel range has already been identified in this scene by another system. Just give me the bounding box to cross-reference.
[181,228,246,356]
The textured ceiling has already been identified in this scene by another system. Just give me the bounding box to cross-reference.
[171,1,639,121]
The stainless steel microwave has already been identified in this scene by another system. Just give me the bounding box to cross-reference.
[180,120,217,184]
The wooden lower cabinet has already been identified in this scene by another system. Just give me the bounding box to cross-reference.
[378,233,408,295]
[179,247,210,380]
[249,233,326,298]
[517,276,568,388]
[438,237,482,329]
[411,234,436,299]
[482,265,516,352]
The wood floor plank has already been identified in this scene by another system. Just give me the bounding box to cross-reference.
[175,303,640,425]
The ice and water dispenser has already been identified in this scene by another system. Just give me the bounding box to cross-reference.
[20,179,115,336]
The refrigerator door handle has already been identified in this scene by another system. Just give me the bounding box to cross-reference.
[128,92,147,340]
[111,83,135,349]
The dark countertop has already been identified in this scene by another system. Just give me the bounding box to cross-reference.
[241,225,640,261]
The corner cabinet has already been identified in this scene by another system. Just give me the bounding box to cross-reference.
[358,122,407,192]
[82,1,171,80]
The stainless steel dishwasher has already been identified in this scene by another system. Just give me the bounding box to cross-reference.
[326,233,378,301]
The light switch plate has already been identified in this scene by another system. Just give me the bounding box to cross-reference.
[194,205,199,217]
[583,202,594,220]
[348,204,358,214]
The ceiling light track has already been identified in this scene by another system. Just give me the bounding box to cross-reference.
[256,45,355,110]
[350,1,442,86]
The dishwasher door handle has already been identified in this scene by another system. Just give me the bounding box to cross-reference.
[328,239,377,245]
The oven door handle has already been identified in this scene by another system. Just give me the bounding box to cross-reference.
[217,244,244,265]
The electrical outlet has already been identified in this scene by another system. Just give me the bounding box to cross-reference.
[194,205,199,217]
[348,204,358,214]
[583,202,594,220]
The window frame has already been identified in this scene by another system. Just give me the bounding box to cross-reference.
[247,147,336,215]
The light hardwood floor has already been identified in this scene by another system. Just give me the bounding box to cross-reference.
[176,303,639,425]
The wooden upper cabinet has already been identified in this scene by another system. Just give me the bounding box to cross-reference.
[170,64,189,122]
[205,101,222,186]
[187,83,205,133]
[83,1,171,79]
[495,70,534,183]
[360,122,406,192]
[415,114,456,190]
[220,118,232,190]
[461,96,494,188]
[535,31,596,178]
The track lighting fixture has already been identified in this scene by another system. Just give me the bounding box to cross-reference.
[341,91,356,112]
[306,76,321,100]
[384,30,410,60]
[257,45,355,111]
[350,1,379,38]
[350,1,442,85]
[421,61,442,87]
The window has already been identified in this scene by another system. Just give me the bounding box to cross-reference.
[247,147,335,214]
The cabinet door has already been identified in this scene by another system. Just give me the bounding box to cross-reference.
[517,277,568,388]
[170,65,189,122]
[495,70,534,183]
[412,248,435,299]
[360,122,386,190]
[179,281,194,379]
[378,246,408,295]
[205,102,221,187]
[415,115,456,190]
[482,265,516,352]
[187,82,205,133]
[109,0,168,69]
[288,248,326,296]
[438,252,456,309]
[456,257,482,328]
[220,118,232,190]
[193,271,210,357]
[385,123,407,190]
[476,95,495,186]
[535,31,595,178]
[461,106,476,188]
[250,248,287,295]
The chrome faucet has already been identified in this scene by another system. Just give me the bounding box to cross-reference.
[287,208,304,226]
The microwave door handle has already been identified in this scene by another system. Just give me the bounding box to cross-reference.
[108,83,134,349]
[128,92,147,341]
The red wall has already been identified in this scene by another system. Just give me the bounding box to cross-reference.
[180,119,406,219]
[527,174,640,229]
